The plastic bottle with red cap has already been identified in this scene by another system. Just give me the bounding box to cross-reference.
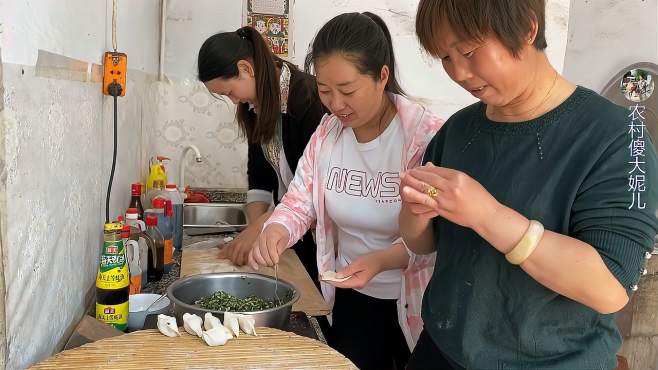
[144,214,164,282]
[164,199,176,270]
[121,225,142,294]
[164,183,184,250]
[124,207,154,290]
[148,198,174,274]
[145,180,167,210]
[125,208,145,231]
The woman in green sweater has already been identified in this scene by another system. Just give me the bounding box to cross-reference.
[400,1,658,369]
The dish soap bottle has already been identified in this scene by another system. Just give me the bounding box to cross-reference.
[146,156,169,192]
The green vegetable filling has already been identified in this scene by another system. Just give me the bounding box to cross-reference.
[195,290,294,312]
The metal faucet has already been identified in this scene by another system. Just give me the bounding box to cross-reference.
[179,144,203,192]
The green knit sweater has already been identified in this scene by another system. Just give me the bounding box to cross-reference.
[421,87,658,369]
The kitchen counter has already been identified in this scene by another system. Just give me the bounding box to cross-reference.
[140,232,327,343]
[188,187,247,203]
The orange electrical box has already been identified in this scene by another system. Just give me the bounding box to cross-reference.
[102,51,127,96]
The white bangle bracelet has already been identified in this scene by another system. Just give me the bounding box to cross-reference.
[505,220,545,265]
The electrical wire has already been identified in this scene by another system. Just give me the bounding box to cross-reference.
[105,0,119,223]
[105,87,120,223]
[112,0,117,51]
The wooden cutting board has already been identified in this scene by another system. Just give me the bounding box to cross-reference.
[30,328,355,369]
[181,242,331,316]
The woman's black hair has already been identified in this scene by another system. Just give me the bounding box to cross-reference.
[304,12,404,95]
[198,26,287,143]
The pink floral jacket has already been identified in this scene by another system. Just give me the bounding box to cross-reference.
[264,93,444,349]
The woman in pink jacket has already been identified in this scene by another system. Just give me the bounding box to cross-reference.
[249,12,444,370]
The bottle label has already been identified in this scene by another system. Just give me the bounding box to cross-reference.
[97,240,129,290]
[96,302,128,331]
[129,275,142,295]
[164,239,173,265]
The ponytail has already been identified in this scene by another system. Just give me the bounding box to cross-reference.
[305,12,405,95]
[362,12,403,94]
[198,26,284,143]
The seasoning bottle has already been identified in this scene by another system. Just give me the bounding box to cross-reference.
[150,198,173,274]
[96,222,130,332]
[144,215,164,282]
[129,183,145,220]
[164,183,184,251]
[122,225,142,295]
[145,180,166,209]
[126,208,155,289]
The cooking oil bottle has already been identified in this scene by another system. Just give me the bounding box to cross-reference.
[96,222,130,331]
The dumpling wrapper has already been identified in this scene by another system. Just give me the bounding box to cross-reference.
[223,312,240,337]
[202,326,231,346]
[157,314,180,337]
[213,321,234,338]
[183,313,203,337]
[236,314,257,336]
[320,270,352,283]
[204,312,222,331]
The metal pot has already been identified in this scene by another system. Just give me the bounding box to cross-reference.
[166,272,300,329]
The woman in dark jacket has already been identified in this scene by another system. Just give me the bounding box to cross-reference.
[197,26,326,283]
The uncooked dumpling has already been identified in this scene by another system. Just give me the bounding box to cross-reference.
[223,312,240,337]
[236,314,257,336]
[204,312,221,331]
[157,314,180,337]
[183,313,203,337]
[202,326,231,346]
[213,321,234,338]
[320,270,352,283]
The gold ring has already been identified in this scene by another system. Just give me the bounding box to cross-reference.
[425,185,439,199]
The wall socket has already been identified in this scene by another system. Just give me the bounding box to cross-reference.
[102,51,127,96]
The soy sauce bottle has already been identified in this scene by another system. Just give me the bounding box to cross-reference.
[96,222,130,331]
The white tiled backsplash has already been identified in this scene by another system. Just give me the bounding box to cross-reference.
[147,80,248,190]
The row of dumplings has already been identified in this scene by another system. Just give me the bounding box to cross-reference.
[157,312,257,346]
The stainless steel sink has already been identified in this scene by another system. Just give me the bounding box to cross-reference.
[183,203,247,235]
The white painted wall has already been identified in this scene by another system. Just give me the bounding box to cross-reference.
[0,1,161,368]
[0,0,107,66]
[1,0,160,73]
[563,0,658,92]
[0,46,8,370]
[2,64,105,370]
[164,0,243,83]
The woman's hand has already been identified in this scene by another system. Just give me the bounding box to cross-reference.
[219,210,270,265]
[218,224,260,266]
[248,223,290,269]
[329,252,384,290]
[400,170,440,220]
[401,162,501,231]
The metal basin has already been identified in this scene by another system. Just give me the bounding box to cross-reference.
[166,272,300,329]
[183,203,247,235]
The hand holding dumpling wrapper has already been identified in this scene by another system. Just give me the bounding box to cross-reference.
[320,270,352,283]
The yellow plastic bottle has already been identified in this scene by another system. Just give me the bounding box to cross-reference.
[146,156,169,192]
